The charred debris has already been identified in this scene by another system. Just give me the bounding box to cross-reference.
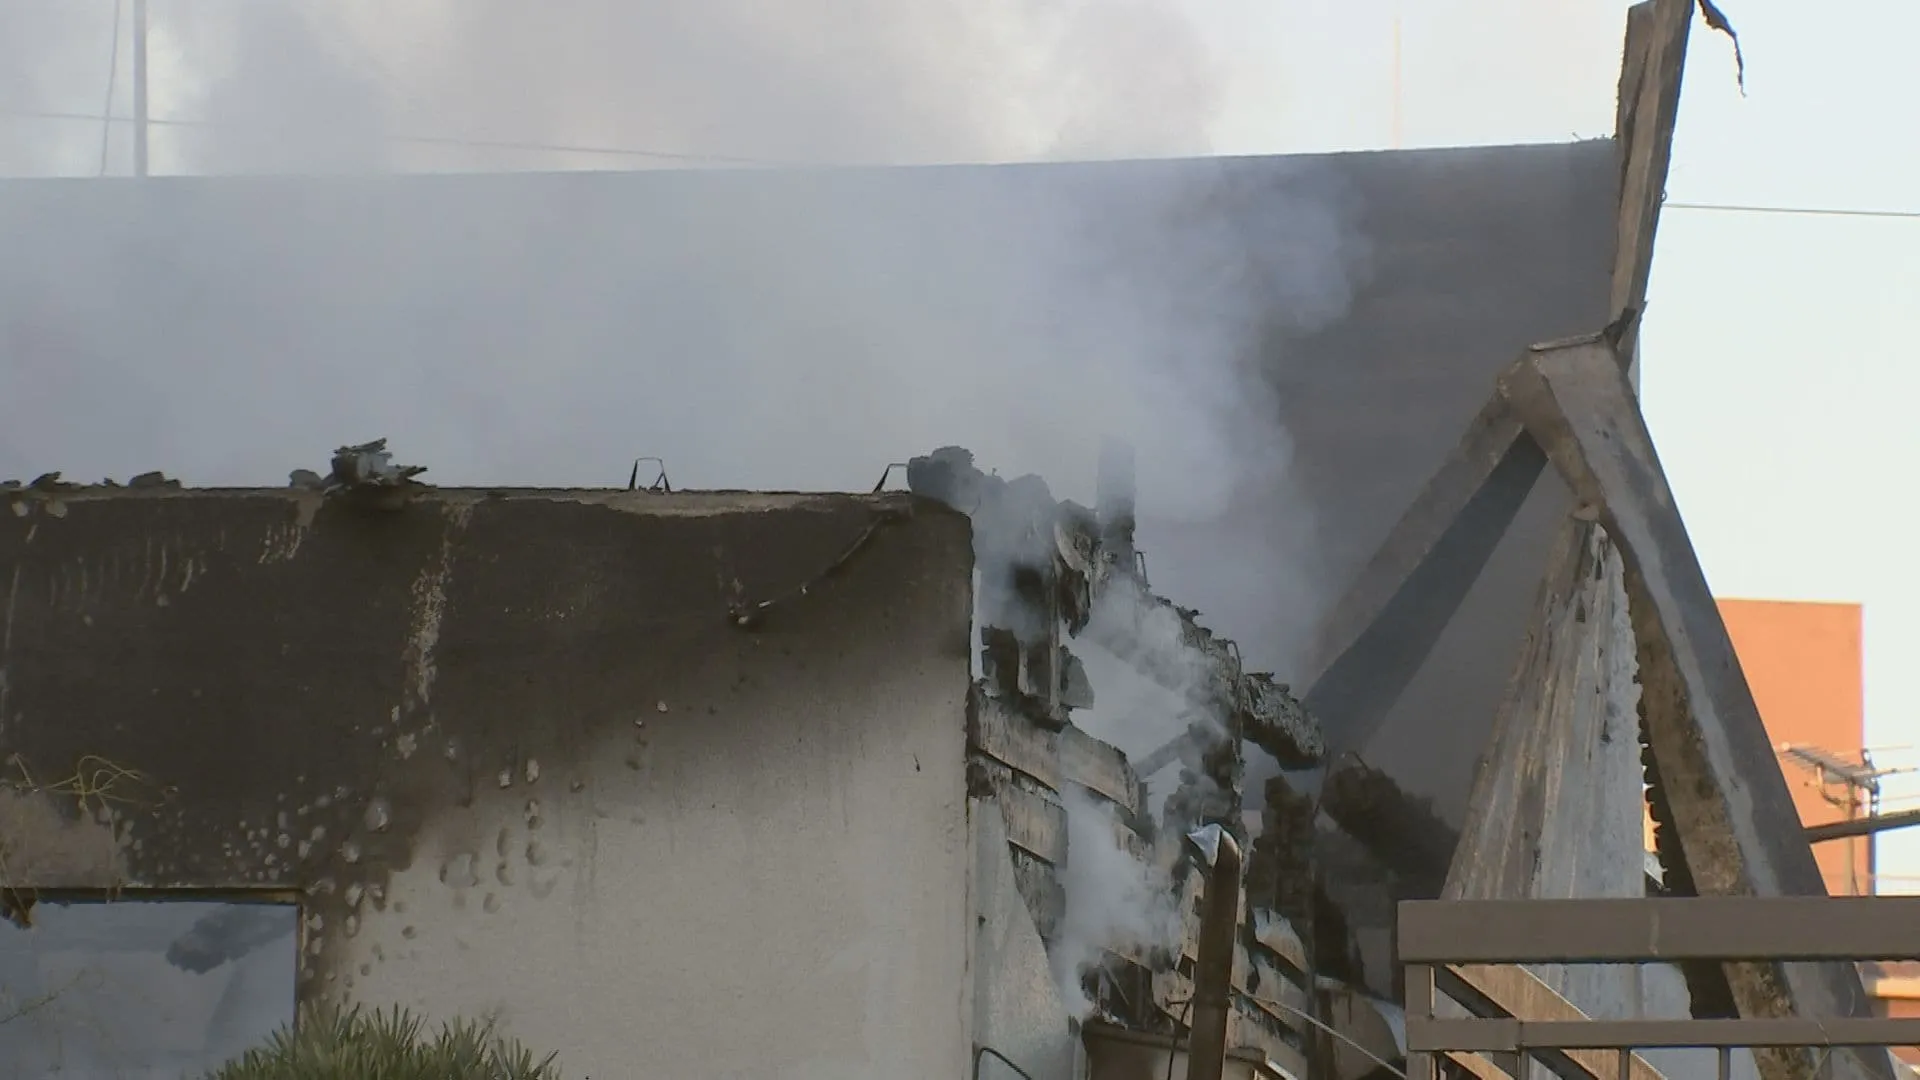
[906,443,1440,1064]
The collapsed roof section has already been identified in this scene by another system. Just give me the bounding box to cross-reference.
[907,443,1403,1072]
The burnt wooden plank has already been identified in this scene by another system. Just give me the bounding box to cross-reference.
[1443,516,1638,907]
[1322,758,1459,899]
[1228,997,1311,1070]
[1251,908,1311,978]
[968,758,1067,866]
[1152,960,1315,1046]
[1006,848,1065,941]
[1441,514,1659,1065]
[1500,341,1893,1080]
[969,691,1062,790]
[1300,391,1548,761]
[1610,0,1691,363]
[1061,723,1142,816]
[1443,520,1582,901]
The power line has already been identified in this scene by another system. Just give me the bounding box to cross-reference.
[1665,200,1920,221]
[7,103,1919,196]
[0,106,801,168]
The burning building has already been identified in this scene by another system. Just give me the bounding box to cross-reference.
[6,3,1891,1080]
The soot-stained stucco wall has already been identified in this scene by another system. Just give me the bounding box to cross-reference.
[0,487,975,1077]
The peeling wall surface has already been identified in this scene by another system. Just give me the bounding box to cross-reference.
[971,800,1076,1080]
[0,142,1617,821]
[0,488,976,1078]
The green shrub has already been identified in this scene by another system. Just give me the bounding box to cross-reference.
[204,1002,561,1080]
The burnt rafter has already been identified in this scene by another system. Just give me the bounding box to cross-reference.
[1128,320,1641,783]
[1314,327,1889,1080]
[1127,331,1632,886]
[1499,340,1891,1080]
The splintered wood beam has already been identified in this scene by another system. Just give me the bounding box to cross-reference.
[1299,326,1631,764]
[1439,514,1664,1080]
[1498,342,1894,1080]
[1443,517,1627,904]
[1610,0,1692,364]
[1300,393,1546,762]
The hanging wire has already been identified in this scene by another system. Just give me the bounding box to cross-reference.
[1665,201,1920,222]
[0,105,809,169]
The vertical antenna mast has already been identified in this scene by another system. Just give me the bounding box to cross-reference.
[1391,13,1404,149]
[132,0,149,176]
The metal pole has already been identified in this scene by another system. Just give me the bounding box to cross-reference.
[1186,827,1241,1080]
[1845,779,1859,894]
[132,0,149,177]
[1390,14,1404,148]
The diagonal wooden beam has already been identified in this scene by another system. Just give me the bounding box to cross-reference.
[1437,509,1666,1080]
[1498,342,1894,1080]
[1443,513,1631,905]
[1299,325,1632,764]
[1301,392,1547,762]
[1298,0,1693,762]
[1142,0,1695,812]
[1610,0,1692,366]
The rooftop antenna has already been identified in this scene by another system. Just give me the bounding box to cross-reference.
[1778,743,1916,895]
[1390,12,1403,149]
[132,0,148,176]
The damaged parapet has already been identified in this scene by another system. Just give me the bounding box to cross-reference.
[907,445,1333,1072]
[290,438,429,497]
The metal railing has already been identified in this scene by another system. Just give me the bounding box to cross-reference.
[1398,897,1920,1080]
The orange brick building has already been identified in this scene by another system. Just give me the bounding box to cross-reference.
[1671,599,1916,1065]
[1641,599,1871,885]
[1720,598,1873,895]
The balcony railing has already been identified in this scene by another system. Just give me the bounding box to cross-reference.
[1398,897,1920,1080]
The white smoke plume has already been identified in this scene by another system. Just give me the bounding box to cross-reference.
[1054,784,1181,1020]
[1052,574,1250,1015]
[1,0,1231,176]
[0,1,1370,527]
[0,0,1366,1047]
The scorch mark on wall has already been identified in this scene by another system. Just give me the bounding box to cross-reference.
[403,505,470,715]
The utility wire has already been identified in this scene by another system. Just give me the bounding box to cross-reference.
[0,106,803,168]
[97,0,123,176]
[1665,201,1920,221]
[12,102,1920,196]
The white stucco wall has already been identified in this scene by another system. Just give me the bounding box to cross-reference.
[331,657,974,1078]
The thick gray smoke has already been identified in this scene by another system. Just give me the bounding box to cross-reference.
[0,0,1368,526]
[1,0,1228,176]
[0,0,1370,1057]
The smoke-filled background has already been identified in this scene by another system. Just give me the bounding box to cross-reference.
[0,0,1634,1071]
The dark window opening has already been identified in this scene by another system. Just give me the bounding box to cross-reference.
[0,895,298,1078]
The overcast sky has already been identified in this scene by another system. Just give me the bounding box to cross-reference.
[0,3,1913,1070]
